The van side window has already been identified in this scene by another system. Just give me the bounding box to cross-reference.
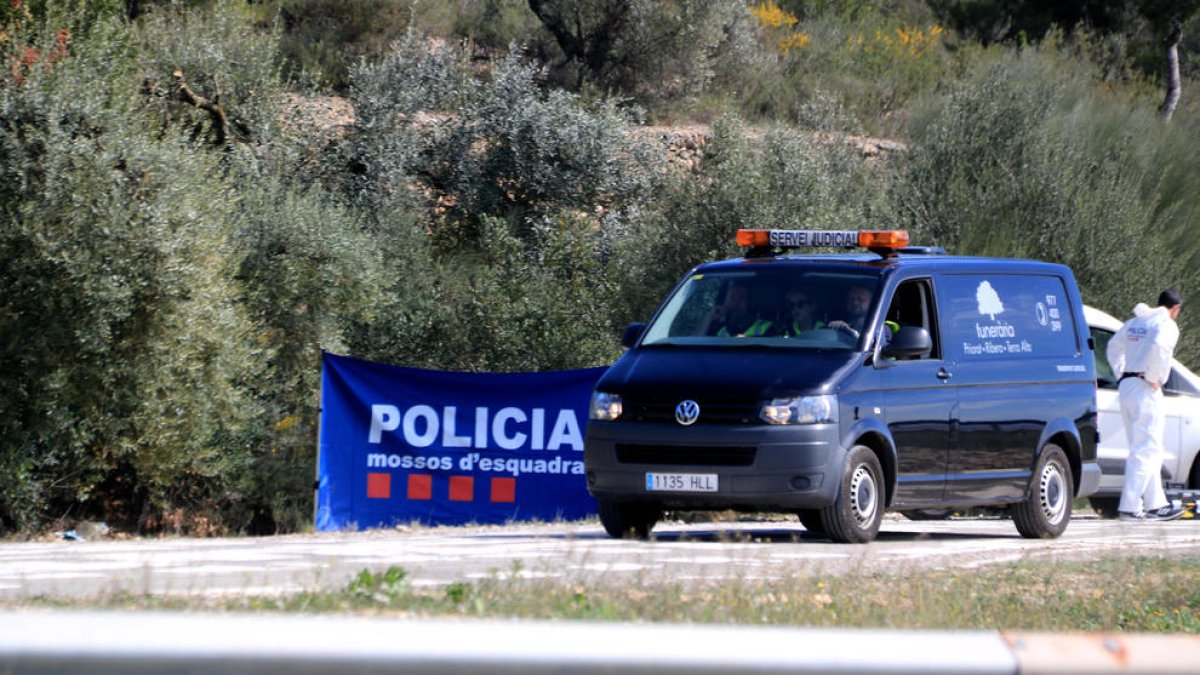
[883,278,939,359]
[1164,368,1200,396]
[1090,327,1117,389]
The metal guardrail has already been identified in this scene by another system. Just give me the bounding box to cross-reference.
[0,611,1197,674]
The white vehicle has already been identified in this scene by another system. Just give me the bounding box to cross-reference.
[1086,304,1200,517]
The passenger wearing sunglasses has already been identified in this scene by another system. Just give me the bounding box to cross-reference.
[779,288,824,337]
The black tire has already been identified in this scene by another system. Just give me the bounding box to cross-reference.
[1089,497,1120,519]
[900,508,955,521]
[1013,444,1073,538]
[819,445,884,544]
[796,509,825,534]
[597,500,661,539]
[1190,456,1200,490]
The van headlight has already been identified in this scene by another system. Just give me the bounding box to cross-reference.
[589,392,623,421]
[760,395,838,425]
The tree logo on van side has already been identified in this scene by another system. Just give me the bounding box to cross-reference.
[976,281,1005,320]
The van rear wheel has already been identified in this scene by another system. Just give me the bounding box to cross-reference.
[1013,444,1073,538]
[597,500,661,539]
[820,445,884,544]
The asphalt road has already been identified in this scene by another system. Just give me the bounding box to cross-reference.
[2,514,1199,601]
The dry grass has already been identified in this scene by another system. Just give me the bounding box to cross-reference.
[13,555,1199,633]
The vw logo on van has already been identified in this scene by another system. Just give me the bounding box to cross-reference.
[675,400,700,426]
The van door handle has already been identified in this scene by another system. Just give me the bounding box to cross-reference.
[937,367,952,381]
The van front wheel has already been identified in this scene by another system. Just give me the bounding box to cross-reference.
[820,445,884,544]
[1013,444,1073,539]
[597,500,661,539]
[796,509,825,535]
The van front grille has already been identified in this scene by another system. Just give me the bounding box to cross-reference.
[623,400,760,425]
[615,444,756,467]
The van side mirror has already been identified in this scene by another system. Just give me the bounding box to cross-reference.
[882,326,933,359]
[621,323,646,348]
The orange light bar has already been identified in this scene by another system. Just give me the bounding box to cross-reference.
[736,229,771,247]
[736,228,911,251]
[858,230,909,249]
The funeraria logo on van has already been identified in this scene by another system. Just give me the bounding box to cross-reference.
[961,281,1033,356]
[974,281,1016,337]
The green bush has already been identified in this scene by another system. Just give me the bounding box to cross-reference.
[270,0,414,93]
[619,114,893,324]
[342,30,653,371]
[230,172,393,533]
[379,214,626,372]
[339,206,631,375]
[134,0,286,148]
[893,42,1200,357]
[347,32,659,247]
[739,3,952,135]
[0,5,401,534]
[525,0,765,115]
[450,0,544,55]
[0,18,262,533]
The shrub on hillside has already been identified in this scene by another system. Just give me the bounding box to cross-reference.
[350,214,626,373]
[739,3,951,135]
[230,171,398,533]
[0,8,404,535]
[270,0,414,92]
[527,0,765,115]
[134,1,286,149]
[0,19,263,533]
[618,115,893,324]
[347,32,660,248]
[450,0,544,56]
[893,44,1198,357]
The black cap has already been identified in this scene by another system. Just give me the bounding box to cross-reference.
[1158,289,1183,308]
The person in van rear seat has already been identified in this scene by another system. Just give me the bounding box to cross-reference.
[1107,289,1186,522]
[701,282,773,337]
[778,287,825,337]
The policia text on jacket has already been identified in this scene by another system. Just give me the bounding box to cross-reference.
[584,229,1101,543]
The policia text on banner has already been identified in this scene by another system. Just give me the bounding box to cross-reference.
[368,404,583,451]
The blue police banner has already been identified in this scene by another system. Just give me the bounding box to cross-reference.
[316,352,606,530]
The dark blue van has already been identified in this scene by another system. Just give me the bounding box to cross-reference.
[584,230,1101,543]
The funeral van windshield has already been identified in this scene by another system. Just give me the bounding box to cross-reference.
[639,268,881,349]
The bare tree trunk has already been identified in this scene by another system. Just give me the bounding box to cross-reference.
[1160,21,1182,122]
[527,0,630,90]
[172,69,229,146]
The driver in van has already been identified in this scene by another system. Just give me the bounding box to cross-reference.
[702,282,774,337]
[779,287,825,337]
[827,284,874,337]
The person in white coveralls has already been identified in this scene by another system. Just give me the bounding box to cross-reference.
[1106,290,1187,521]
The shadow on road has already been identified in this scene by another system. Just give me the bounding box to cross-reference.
[467,522,1020,544]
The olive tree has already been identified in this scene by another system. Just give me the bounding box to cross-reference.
[0,19,262,532]
[348,31,658,247]
[893,46,1185,339]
